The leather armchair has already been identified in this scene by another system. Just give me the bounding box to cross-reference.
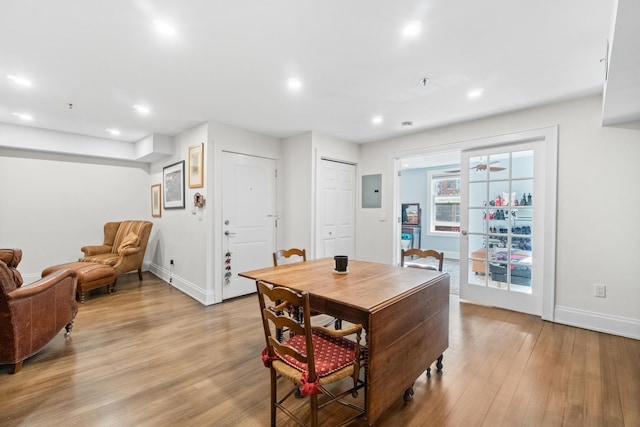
[80,220,153,279]
[1,248,78,374]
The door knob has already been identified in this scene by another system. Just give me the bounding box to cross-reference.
[461,230,468,236]
[225,230,236,236]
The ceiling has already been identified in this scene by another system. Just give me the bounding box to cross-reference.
[0,1,623,144]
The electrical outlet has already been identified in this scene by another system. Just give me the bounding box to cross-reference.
[170,259,174,265]
[594,284,606,298]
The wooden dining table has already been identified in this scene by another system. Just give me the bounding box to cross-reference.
[240,257,450,426]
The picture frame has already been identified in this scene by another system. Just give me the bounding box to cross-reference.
[163,160,185,209]
[188,143,204,188]
[151,184,162,217]
[402,203,421,225]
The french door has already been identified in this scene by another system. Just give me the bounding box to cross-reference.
[459,128,557,319]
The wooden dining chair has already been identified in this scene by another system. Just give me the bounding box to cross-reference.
[401,248,445,272]
[272,247,307,266]
[273,248,341,332]
[256,281,366,427]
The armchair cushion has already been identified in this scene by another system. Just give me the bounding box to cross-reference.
[0,249,23,293]
[81,253,119,266]
[117,232,139,255]
[0,248,22,267]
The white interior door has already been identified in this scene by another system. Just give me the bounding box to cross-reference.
[315,159,355,259]
[459,137,555,317]
[222,152,276,300]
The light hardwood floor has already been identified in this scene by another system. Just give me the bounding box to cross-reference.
[1,273,638,426]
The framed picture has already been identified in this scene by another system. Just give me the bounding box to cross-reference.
[151,184,162,217]
[188,143,204,188]
[402,203,421,225]
[163,160,185,209]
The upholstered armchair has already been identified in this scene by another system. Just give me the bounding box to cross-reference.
[80,220,153,279]
[1,248,78,374]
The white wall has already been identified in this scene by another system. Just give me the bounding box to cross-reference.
[0,147,151,279]
[210,122,282,304]
[281,132,313,251]
[148,123,209,303]
[148,121,282,305]
[311,132,360,258]
[358,95,640,338]
[279,131,360,259]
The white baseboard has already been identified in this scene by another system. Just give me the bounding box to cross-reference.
[148,263,215,305]
[554,305,640,340]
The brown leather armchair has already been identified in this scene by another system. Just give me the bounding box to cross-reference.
[1,248,78,374]
[80,220,153,279]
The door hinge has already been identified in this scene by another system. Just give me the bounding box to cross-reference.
[275,169,278,178]
[398,170,402,177]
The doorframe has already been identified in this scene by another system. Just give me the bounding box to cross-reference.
[391,126,557,320]
[312,149,359,260]
[212,144,282,305]
[314,157,357,259]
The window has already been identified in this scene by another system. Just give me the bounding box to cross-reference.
[429,172,460,234]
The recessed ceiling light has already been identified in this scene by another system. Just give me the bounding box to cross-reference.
[402,21,422,38]
[372,115,383,125]
[468,88,485,98]
[134,104,150,114]
[12,112,33,121]
[154,19,176,37]
[6,74,32,87]
[287,78,302,90]
[106,128,121,136]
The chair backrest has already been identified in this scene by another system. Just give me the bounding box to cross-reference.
[401,248,444,271]
[256,281,317,381]
[108,221,153,254]
[272,248,307,266]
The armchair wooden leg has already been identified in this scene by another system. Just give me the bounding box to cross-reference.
[65,322,74,337]
[138,269,143,280]
[10,361,23,374]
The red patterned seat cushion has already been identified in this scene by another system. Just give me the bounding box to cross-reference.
[277,330,357,377]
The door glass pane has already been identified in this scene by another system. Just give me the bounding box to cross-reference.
[513,179,534,207]
[512,150,533,179]
[468,234,487,286]
[488,153,509,180]
[488,261,509,289]
[469,155,488,181]
[468,259,487,286]
[469,182,486,207]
